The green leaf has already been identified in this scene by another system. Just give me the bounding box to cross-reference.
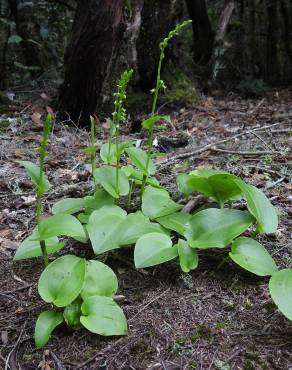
[84,188,115,212]
[232,179,278,234]
[17,160,50,194]
[86,206,127,254]
[80,296,128,336]
[186,173,242,206]
[156,212,191,235]
[122,166,160,187]
[118,211,168,246]
[190,168,229,177]
[38,214,86,241]
[184,208,254,249]
[100,141,133,164]
[177,239,198,273]
[14,227,64,260]
[38,255,86,307]
[125,147,156,175]
[35,311,63,349]
[94,166,130,198]
[229,237,278,276]
[52,198,85,215]
[134,233,178,268]
[142,115,171,130]
[269,269,292,320]
[63,297,82,329]
[142,186,182,219]
[176,174,194,196]
[81,260,118,300]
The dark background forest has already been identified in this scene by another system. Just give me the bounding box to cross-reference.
[1,0,292,123]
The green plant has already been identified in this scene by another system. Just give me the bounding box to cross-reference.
[14,21,291,352]
[140,20,192,194]
[35,255,127,348]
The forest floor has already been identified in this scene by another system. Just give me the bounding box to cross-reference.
[0,88,291,370]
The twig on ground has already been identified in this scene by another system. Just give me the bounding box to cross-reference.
[210,148,282,155]
[157,122,282,167]
[129,288,170,322]
[265,177,286,190]
[50,351,66,370]
[4,321,26,370]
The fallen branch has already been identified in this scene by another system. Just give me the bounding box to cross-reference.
[157,122,282,168]
[210,148,281,155]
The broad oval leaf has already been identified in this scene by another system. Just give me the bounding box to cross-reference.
[118,212,168,246]
[134,233,178,268]
[269,269,292,320]
[35,310,63,349]
[80,296,128,336]
[142,186,182,219]
[81,260,118,300]
[38,255,86,307]
[232,179,278,234]
[142,115,171,130]
[38,214,86,241]
[52,198,85,215]
[17,160,50,194]
[94,166,130,198]
[156,212,191,235]
[14,227,64,260]
[177,239,198,273]
[125,147,156,175]
[184,208,254,249]
[229,237,278,276]
[86,206,127,254]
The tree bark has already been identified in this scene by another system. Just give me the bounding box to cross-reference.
[185,0,214,65]
[58,0,124,125]
[58,0,183,126]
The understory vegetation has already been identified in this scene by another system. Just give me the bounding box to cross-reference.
[12,23,292,351]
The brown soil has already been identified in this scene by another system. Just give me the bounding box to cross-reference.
[0,89,291,370]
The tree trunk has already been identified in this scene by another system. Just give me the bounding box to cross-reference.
[58,0,184,126]
[185,0,214,65]
[58,0,124,125]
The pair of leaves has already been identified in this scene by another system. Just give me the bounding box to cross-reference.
[134,234,198,273]
[17,160,50,194]
[86,206,167,254]
[142,186,182,219]
[35,255,126,348]
[14,214,86,260]
[177,168,278,234]
[38,256,118,307]
[94,166,129,198]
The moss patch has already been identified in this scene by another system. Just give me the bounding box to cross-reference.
[161,61,199,108]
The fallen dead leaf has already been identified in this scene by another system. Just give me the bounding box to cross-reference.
[31,111,42,127]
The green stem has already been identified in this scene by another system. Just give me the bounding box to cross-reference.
[127,180,134,210]
[37,152,48,267]
[115,124,120,197]
[90,118,96,184]
[141,52,164,195]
